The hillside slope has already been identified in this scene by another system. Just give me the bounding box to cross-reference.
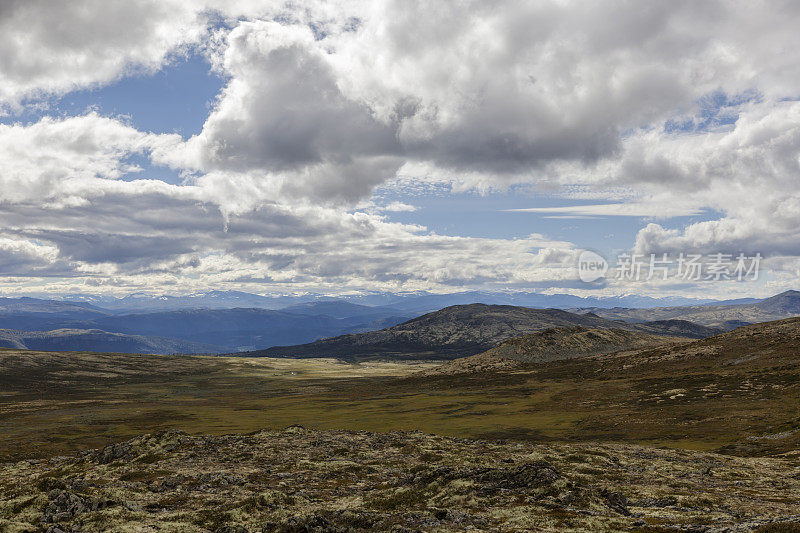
[600,315,800,371]
[423,326,688,375]
[247,304,719,360]
[394,317,800,455]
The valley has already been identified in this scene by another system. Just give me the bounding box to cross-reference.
[2,318,798,464]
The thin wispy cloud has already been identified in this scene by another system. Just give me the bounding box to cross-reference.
[505,204,706,219]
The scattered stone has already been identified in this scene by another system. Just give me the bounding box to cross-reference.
[41,491,86,524]
[599,488,631,516]
[123,500,143,512]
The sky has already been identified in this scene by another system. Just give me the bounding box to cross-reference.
[0,0,799,300]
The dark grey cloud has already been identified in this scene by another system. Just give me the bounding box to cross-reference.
[199,30,399,171]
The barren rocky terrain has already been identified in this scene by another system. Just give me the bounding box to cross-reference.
[2,427,800,532]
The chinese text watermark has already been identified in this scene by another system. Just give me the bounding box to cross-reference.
[578,252,761,282]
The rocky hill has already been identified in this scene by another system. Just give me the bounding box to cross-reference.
[1,427,798,532]
[246,304,720,360]
[422,326,687,375]
[487,327,691,363]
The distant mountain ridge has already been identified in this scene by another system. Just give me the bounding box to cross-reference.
[352,291,721,314]
[0,328,220,354]
[0,302,411,353]
[56,291,292,312]
[0,297,113,331]
[246,304,722,361]
[37,289,723,314]
[575,290,800,329]
[0,297,109,315]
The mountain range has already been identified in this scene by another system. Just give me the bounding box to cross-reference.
[1,290,798,356]
[573,290,800,329]
[49,289,722,314]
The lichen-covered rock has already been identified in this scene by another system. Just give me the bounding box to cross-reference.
[1,427,798,532]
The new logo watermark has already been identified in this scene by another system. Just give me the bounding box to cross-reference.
[577,250,609,282]
[577,251,761,282]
